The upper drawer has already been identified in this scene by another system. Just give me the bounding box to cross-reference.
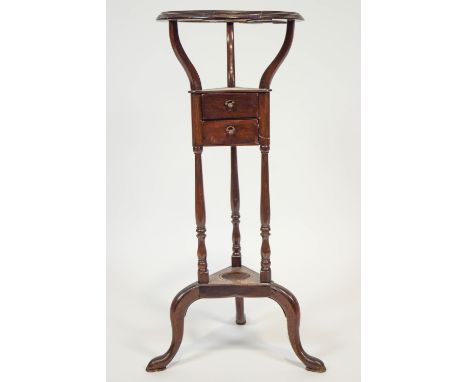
[202,92,258,120]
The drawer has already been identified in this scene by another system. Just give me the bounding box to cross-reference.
[202,119,259,146]
[202,93,258,120]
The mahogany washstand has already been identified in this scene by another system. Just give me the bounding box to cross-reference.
[147,10,326,373]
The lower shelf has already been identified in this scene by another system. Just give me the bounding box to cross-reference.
[200,265,270,298]
[209,265,262,284]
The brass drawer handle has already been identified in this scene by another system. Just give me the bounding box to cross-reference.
[224,99,235,110]
[225,125,236,135]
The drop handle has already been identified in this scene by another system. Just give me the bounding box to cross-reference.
[224,99,235,110]
[225,125,236,135]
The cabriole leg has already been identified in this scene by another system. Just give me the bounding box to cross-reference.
[146,283,200,371]
[269,283,326,372]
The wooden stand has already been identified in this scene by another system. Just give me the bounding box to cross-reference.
[147,11,325,373]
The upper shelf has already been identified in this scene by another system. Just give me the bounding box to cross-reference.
[189,87,272,94]
[156,10,304,23]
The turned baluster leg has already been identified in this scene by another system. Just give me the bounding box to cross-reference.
[227,22,241,269]
[257,21,293,283]
[194,146,209,283]
[226,21,246,324]
[231,147,242,268]
[231,146,245,324]
[260,145,271,283]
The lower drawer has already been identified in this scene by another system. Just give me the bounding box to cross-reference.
[202,119,259,146]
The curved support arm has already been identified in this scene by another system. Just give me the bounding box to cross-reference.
[168,21,202,91]
[259,21,295,89]
[226,22,235,87]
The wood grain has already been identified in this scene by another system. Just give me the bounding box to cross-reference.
[230,146,241,267]
[259,144,271,283]
[158,10,304,23]
[202,119,259,146]
[190,87,270,93]
[226,22,235,87]
[146,283,200,371]
[202,92,258,120]
[193,146,209,283]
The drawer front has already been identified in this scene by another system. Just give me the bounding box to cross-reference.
[202,119,259,146]
[202,93,258,120]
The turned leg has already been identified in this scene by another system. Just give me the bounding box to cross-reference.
[269,283,326,372]
[260,145,271,282]
[194,146,209,283]
[146,283,200,372]
[235,297,246,325]
[226,24,246,325]
[230,147,241,267]
[228,24,241,269]
[230,146,246,325]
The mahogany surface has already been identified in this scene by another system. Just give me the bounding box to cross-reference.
[190,87,270,94]
[157,10,304,23]
[201,92,258,120]
[230,146,241,268]
[226,27,246,325]
[202,119,259,146]
[147,11,325,373]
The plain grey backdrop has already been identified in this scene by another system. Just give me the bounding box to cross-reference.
[107,0,360,381]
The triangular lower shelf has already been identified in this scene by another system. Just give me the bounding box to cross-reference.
[208,265,262,286]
